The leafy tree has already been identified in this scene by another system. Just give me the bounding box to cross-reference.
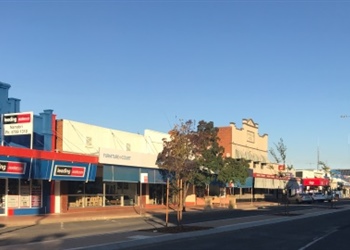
[156,119,200,224]
[157,119,251,224]
[195,120,225,190]
[216,158,250,186]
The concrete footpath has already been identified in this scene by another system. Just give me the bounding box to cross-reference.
[0,201,276,228]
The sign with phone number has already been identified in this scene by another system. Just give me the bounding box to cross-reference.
[2,112,33,136]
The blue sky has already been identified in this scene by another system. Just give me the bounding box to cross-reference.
[1,0,350,169]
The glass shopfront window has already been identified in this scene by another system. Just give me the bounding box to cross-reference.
[67,180,104,208]
[8,179,19,195]
[7,179,42,208]
[149,184,165,205]
[105,182,137,206]
[0,179,6,214]
[67,180,138,208]
[67,167,104,208]
[31,180,42,207]
[20,180,30,207]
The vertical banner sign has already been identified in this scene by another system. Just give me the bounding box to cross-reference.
[139,173,148,216]
[140,173,148,183]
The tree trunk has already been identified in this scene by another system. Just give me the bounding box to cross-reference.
[182,181,190,212]
[177,179,181,225]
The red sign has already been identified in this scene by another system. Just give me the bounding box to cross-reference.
[303,178,329,186]
[0,161,26,174]
[3,113,31,124]
[278,164,285,171]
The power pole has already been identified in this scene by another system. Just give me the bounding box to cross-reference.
[317,139,320,171]
[340,115,350,168]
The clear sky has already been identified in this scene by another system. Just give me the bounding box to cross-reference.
[1,0,350,170]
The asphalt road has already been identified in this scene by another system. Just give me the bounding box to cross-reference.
[0,201,345,249]
[129,207,350,250]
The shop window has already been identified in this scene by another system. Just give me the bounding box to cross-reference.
[67,181,103,208]
[20,180,30,207]
[105,182,136,206]
[7,179,42,208]
[8,179,19,208]
[31,180,42,207]
[8,179,19,195]
[68,182,85,194]
[149,184,165,205]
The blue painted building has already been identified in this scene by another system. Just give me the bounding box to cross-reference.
[0,81,98,216]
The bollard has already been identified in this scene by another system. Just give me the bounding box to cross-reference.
[228,197,237,209]
[204,197,213,210]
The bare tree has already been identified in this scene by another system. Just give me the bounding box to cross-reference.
[269,138,293,170]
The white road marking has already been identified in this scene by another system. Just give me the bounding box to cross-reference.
[128,235,154,239]
[298,228,338,250]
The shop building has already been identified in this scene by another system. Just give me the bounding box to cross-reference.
[55,119,177,210]
[218,119,295,200]
[0,81,98,216]
[295,169,330,193]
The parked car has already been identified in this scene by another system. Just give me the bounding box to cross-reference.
[296,193,313,204]
[325,191,341,202]
[311,192,326,202]
[287,193,312,204]
[324,192,334,202]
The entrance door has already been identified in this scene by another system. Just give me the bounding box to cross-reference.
[0,179,6,215]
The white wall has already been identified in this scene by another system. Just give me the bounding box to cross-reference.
[297,169,326,178]
[60,120,169,155]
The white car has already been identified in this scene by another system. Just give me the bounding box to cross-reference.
[311,192,326,202]
[296,193,313,204]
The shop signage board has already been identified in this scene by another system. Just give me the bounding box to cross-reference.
[303,178,330,186]
[2,112,33,136]
[99,148,158,168]
[0,161,26,174]
[53,165,86,177]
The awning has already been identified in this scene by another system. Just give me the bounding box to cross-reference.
[303,178,329,186]
[0,145,98,181]
[0,157,30,179]
[103,165,139,183]
[103,165,167,184]
[234,177,253,188]
[254,177,285,189]
[32,160,97,181]
[141,168,167,184]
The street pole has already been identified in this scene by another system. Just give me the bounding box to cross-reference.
[341,115,350,167]
[166,178,169,227]
[140,182,142,216]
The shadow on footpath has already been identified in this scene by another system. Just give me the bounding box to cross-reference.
[0,214,68,248]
